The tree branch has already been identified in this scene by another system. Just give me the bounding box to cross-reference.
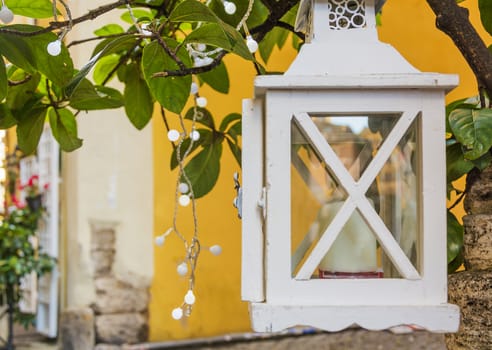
[426,0,492,98]
[0,0,133,36]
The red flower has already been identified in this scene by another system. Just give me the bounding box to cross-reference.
[27,175,39,187]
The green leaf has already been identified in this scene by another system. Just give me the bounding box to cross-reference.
[186,22,252,60]
[185,106,215,129]
[93,54,121,85]
[259,27,289,63]
[16,106,47,154]
[48,107,83,152]
[5,0,55,18]
[472,151,492,171]
[141,40,191,114]
[5,70,41,110]
[69,79,123,110]
[169,0,220,23]
[0,103,18,128]
[447,211,463,265]
[448,108,492,160]
[446,142,475,183]
[183,140,222,198]
[479,0,492,36]
[94,24,125,36]
[198,60,229,94]
[226,138,241,166]
[219,112,241,132]
[227,120,241,142]
[124,63,154,129]
[66,35,138,97]
[0,31,36,73]
[121,9,153,24]
[1,25,74,86]
[0,62,6,101]
[170,129,212,170]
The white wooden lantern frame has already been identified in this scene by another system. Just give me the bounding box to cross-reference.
[242,0,460,333]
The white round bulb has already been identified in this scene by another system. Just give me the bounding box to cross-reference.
[195,43,207,52]
[0,5,14,24]
[177,262,188,276]
[178,182,189,194]
[196,96,207,108]
[171,307,183,320]
[47,40,62,56]
[190,130,200,141]
[184,290,196,305]
[246,36,258,53]
[201,56,213,66]
[194,57,204,67]
[224,1,237,15]
[155,235,165,246]
[190,82,199,95]
[179,194,191,207]
[167,129,180,142]
[209,244,222,256]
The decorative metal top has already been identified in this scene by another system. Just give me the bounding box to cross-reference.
[295,0,386,40]
[285,0,420,76]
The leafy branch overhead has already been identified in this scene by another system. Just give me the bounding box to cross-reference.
[0,0,491,203]
[0,0,300,154]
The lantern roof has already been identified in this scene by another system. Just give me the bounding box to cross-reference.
[256,0,458,93]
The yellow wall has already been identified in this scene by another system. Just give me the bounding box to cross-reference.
[150,0,490,340]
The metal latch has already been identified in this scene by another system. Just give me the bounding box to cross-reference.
[233,172,242,219]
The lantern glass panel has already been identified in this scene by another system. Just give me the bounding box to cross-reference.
[290,113,421,280]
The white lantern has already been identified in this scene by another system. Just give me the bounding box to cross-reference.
[241,0,460,333]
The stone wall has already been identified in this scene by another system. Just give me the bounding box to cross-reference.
[59,223,149,350]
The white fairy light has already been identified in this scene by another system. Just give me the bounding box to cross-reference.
[223,1,237,15]
[155,235,165,246]
[246,35,258,53]
[171,307,184,320]
[184,290,196,305]
[167,129,180,142]
[196,97,208,108]
[209,245,223,256]
[195,43,207,52]
[178,182,190,194]
[190,82,199,95]
[179,194,191,207]
[177,262,188,276]
[47,40,62,56]
[190,130,200,141]
[0,4,14,24]
[201,56,214,66]
[155,228,173,246]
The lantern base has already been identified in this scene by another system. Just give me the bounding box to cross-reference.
[249,303,459,333]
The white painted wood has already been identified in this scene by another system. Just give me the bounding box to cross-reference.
[420,91,449,301]
[18,156,39,315]
[249,303,460,333]
[241,0,459,331]
[255,74,459,95]
[241,98,265,302]
[35,126,60,338]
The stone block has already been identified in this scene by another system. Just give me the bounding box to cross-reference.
[91,228,116,252]
[58,308,95,350]
[446,269,492,350]
[94,344,121,350]
[463,214,492,270]
[96,313,148,345]
[91,250,115,277]
[464,166,492,215]
[93,277,149,314]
